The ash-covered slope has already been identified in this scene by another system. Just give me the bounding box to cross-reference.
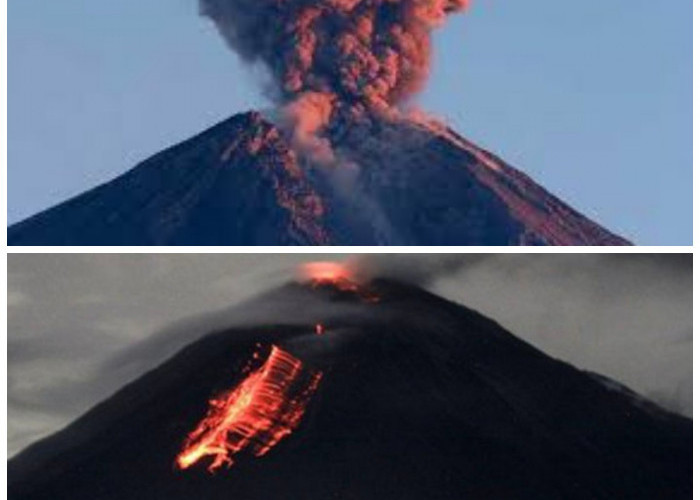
[8,279,688,500]
[8,112,629,245]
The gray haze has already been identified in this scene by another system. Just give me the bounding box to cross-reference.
[8,254,691,456]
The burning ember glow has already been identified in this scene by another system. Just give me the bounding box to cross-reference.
[300,261,362,293]
[176,346,322,473]
[301,261,354,284]
[300,261,381,302]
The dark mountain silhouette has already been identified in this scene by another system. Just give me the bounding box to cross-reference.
[8,113,629,245]
[8,279,688,499]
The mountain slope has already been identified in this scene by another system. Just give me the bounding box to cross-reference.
[8,279,688,500]
[8,112,629,245]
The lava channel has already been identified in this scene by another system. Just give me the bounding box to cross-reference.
[176,345,322,473]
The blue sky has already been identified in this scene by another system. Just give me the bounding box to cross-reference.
[9,1,691,244]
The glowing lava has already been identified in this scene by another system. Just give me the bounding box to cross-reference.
[300,261,381,302]
[176,346,322,473]
[301,261,354,285]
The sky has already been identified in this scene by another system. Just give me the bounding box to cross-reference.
[8,1,691,245]
[8,253,692,456]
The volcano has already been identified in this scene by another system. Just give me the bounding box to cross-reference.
[8,112,629,246]
[8,277,688,499]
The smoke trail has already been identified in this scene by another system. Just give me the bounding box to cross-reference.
[349,254,489,286]
[200,0,469,162]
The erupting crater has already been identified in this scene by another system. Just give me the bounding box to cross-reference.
[300,261,381,302]
[301,261,356,288]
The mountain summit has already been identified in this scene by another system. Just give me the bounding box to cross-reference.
[8,277,688,499]
[8,112,629,245]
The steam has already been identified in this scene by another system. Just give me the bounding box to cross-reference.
[200,0,469,162]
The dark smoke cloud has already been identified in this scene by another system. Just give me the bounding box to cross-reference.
[430,254,693,417]
[349,254,487,285]
[200,0,469,161]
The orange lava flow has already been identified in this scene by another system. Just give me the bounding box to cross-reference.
[176,346,322,473]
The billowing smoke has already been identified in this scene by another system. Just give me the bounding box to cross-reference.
[200,0,469,162]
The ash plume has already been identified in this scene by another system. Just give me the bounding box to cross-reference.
[349,254,488,285]
[200,0,469,162]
